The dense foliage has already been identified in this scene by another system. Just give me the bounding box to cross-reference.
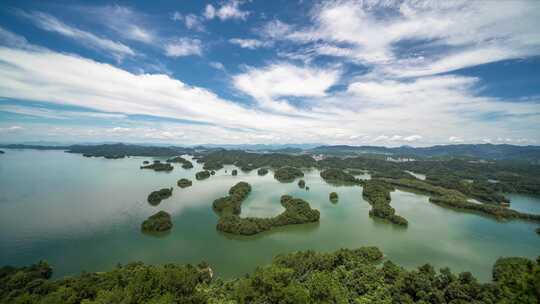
[274,166,304,182]
[330,192,338,202]
[320,168,357,184]
[2,247,539,304]
[212,182,252,215]
[198,150,316,171]
[298,179,306,188]
[231,169,238,176]
[212,182,320,235]
[217,194,320,235]
[147,188,173,205]
[195,170,211,180]
[67,143,193,158]
[385,178,540,225]
[177,178,193,188]
[257,168,269,176]
[141,211,173,233]
[166,156,193,169]
[203,160,223,171]
[362,180,408,226]
[140,160,173,172]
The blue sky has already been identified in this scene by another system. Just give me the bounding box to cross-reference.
[0,0,539,146]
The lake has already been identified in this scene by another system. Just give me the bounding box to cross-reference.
[0,149,539,281]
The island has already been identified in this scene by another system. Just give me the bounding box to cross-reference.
[231,169,238,176]
[140,160,173,172]
[177,178,193,188]
[141,210,172,233]
[362,180,408,226]
[257,168,269,176]
[147,188,173,205]
[195,170,211,180]
[329,192,338,203]
[142,160,149,164]
[274,166,304,182]
[320,168,357,183]
[213,182,320,235]
[298,179,306,188]
[1,246,537,304]
[166,156,194,169]
[203,160,224,171]
[0,150,4,154]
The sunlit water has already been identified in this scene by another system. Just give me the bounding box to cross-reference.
[1,149,539,281]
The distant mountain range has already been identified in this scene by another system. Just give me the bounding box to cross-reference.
[1,143,539,162]
[310,144,540,161]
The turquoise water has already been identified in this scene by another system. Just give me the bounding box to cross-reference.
[0,149,539,281]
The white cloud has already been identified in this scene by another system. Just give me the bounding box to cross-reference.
[204,1,249,21]
[79,5,156,44]
[232,63,341,111]
[0,126,24,133]
[209,61,225,71]
[172,12,205,32]
[164,38,202,57]
[229,38,271,49]
[449,136,464,143]
[18,11,135,60]
[280,0,540,75]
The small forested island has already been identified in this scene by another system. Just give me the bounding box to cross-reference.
[195,170,211,180]
[140,160,173,172]
[231,169,238,176]
[298,179,306,188]
[362,180,408,226]
[203,160,223,171]
[213,182,320,235]
[142,160,149,164]
[166,156,194,169]
[177,178,192,188]
[141,210,172,233]
[1,246,538,304]
[0,150,4,154]
[257,168,268,176]
[329,191,338,202]
[320,168,357,183]
[147,188,173,205]
[274,166,304,182]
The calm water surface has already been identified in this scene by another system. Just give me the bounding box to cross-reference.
[0,149,539,281]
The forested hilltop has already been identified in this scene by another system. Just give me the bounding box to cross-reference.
[1,247,538,304]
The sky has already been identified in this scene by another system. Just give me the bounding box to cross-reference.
[0,0,539,146]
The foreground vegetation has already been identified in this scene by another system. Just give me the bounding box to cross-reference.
[2,246,538,304]
[212,182,320,235]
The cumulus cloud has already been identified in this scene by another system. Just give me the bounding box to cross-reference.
[164,38,202,57]
[204,0,249,21]
[232,63,341,111]
[278,0,540,75]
